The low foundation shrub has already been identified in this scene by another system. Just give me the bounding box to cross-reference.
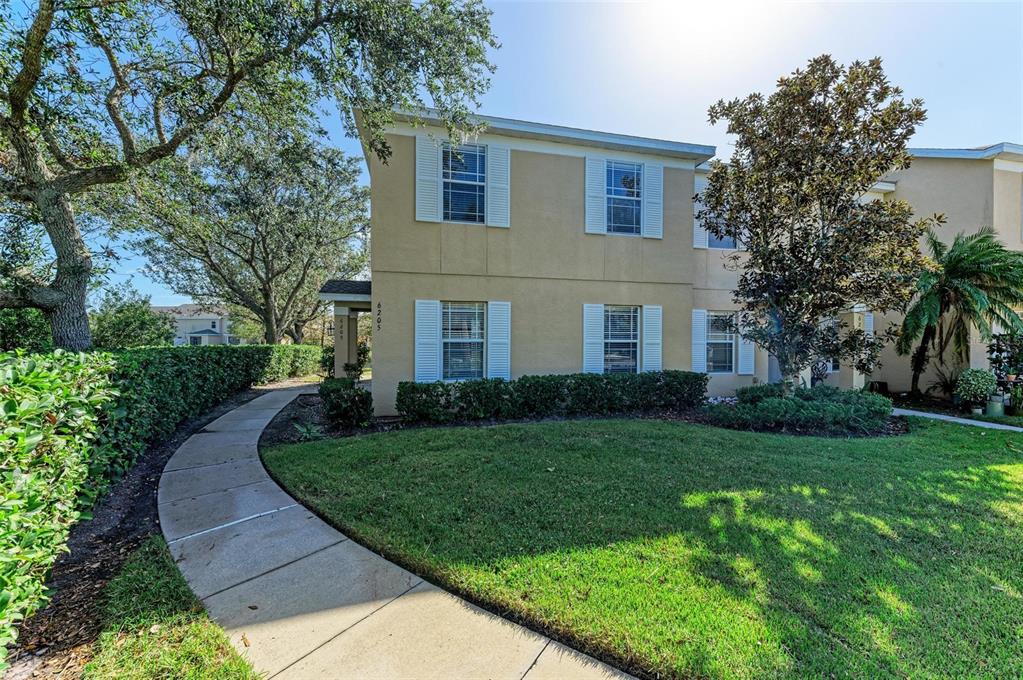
[320,378,373,429]
[395,370,708,424]
[705,384,893,435]
[0,343,320,665]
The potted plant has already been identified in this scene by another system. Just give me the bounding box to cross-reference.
[954,369,998,415]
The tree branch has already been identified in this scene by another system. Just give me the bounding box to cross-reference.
[7,0,54,125]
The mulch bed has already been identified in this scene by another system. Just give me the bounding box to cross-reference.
[7,387,268,680]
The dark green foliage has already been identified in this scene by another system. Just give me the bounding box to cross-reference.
[395,382,456,423]
[735,383,786,406]
[319,378,373,429]
[89,285,175,349]
[988,333,1023,381]
[0,309,52,353]
[0,351,116,658]
[0,344,318,660]
[706,385,892,435]
[395,371,708,424]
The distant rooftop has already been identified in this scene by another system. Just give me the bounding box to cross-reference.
[909,142,1023,162]
[152,304,227,318]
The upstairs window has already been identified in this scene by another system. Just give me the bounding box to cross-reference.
[442,302,485,380]
[707,312,736,373]
[443,143,486,223]
[606,161,642,235]
[604,305,640,373]
[211,320,217,329]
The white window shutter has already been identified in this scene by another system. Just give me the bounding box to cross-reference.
[486,301,511,379]
[642,164,663,239]
[691,309,707,373]
[737,333,755,375]
[693,174,709,248]
[864,312,874,336]
[414,299,442,382]
[486,146,510,228]
[642,305,663,371]
[584,157,607,234]
[582,304,605,373]
[415,135,442,222]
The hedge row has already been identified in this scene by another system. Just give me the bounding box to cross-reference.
[0,343,320,664]
[705,383,893,435]
[396,371,708,423]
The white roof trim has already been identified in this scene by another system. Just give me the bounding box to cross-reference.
[910,142,1023,162]
[320,292,371,303]
[397,109,715,163]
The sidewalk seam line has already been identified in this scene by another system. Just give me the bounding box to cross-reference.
[199,538,348,601]
[520,638,552,680]
[166,504,298,544]
[158,479,267,506]
[165,455,259,473]
[268,580,424,679]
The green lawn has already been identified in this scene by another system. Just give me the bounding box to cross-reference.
[263,419,1023,679]
[83,537,256,680]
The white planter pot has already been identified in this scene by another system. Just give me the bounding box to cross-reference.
[971,407,983,415]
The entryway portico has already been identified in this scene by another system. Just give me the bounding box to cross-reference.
[319,280,371,377]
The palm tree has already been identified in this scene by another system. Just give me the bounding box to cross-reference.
[898,226,1023,395]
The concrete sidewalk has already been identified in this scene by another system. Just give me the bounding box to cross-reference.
[893,407,1023,432]
[159,385,630,679]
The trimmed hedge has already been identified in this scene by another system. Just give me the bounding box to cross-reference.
[395,371,708,424]
[705,384,893,435]
[0,343,319,664]
[0,351,116,657]
[320,378,373,429]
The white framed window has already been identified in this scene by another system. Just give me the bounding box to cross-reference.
[708,233,737,249]
[706,312,736,373]
[443,143,486,223]
[442,301,485,380]
[604,305,640,373]
[606,160,642,235]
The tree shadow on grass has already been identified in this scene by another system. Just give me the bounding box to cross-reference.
[263,418,1023,679]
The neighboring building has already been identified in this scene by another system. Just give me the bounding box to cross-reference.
[321,110,1022,415]
[152,304,239,346]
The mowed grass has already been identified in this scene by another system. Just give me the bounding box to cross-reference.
[263,419,1023,679]
[83,537,256,680]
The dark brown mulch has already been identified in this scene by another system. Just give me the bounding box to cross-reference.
[6,387,271,680]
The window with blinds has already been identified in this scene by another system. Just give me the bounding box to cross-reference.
[443,143,486,223]
[707,312,736,373]
[606,161,642,235]
[604,305,640,373]
[442,302,485,380]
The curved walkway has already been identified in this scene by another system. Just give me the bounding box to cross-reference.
[159,384,630,680]
[893,407,1023,432]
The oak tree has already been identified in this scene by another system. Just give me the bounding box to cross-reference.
[0,0,495,349]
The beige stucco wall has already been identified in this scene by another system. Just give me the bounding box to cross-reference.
[368,132,760,414]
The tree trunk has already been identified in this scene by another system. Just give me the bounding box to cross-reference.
[910,325,936,395]
[39,191,93,350]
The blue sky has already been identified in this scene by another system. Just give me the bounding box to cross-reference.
[119,0,1023,305]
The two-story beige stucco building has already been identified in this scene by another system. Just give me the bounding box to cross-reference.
[321,112,1023,415]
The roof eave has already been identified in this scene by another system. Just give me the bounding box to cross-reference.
[393,109,715,163]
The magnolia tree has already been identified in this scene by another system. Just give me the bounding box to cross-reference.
[697,55,937,387]
[0,0,496,349]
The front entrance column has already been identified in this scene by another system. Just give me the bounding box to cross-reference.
[838,310,866,390]
[333,305,349,377]
[346,313,359,375]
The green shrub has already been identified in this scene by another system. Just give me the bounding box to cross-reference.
[706,385,892,435]
[454,378,515,420]
[0,350,116,658]
[954,369,997,406]
[735,382,786,405]
[320,378,373,429]
[396,371,708,424]
[511,374,567,418]
[395,382,456,423]
[0,344,319,664]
